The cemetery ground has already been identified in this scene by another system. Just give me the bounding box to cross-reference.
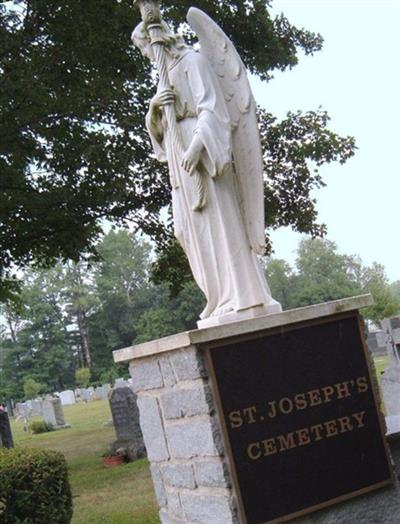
[10,400,159,524]
[8,354,389,523]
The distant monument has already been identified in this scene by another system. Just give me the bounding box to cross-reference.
[109,387,145,462]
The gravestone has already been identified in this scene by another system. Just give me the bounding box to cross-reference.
[109,387,146,461]
[30,399,43,417]
[381,319,400,425]
[59,390,76,406]
[114,378,128,389]
[42,398,70,430]
[0,411,14,448]
[94,385,109,400]
[80,389,91,403]
[15,402,29,419]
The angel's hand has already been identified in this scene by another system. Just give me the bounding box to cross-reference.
[181,136,203,176]
[150,89,176,110]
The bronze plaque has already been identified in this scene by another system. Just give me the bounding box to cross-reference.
[207,312,393,524]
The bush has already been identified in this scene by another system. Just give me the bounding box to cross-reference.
[29,420,51,434]
[0,447,73,523]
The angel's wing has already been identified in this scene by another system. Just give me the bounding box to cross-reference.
[187,7,266,255]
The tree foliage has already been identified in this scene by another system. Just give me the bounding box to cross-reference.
[266,238,400,323]
[0,0,355,299]
[0,230,203,400]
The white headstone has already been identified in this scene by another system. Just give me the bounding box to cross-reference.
[59,390,76,406]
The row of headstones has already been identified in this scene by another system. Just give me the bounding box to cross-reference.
[12,378,133,419]
[367,317,400,356]
[378,318,400,435]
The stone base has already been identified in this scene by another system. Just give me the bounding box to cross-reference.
[197,302,282,329]
[49,424,71,431]
[114,295,400,524]
[110,438,146,462]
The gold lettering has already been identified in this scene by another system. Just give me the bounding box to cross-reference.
[229,410,243,429]
[352,411,366,428]
[307,389,322,407]
[243,406,257,424]
[262,438,278,456]
[278,397,294,415]
[337,416,353,433]
[324,419,339,437]
[277,432,296,451]
[294,393,307,410]
[247,442,262,460]
[356,376,369,393]
[267,401,277,419]
[309,423,324,441]
[335,381,351,399]
[296,428,311,446]
[321,385,335,403]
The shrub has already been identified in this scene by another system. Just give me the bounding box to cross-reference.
[29,420,51,434]
[0,447,73,523]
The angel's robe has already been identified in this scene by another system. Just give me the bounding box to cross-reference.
[146,49,280,320]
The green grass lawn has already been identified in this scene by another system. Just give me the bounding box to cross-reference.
[10,400,159,524]
[374,355,389,378]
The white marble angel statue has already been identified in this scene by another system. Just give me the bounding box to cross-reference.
[132,4,281,327]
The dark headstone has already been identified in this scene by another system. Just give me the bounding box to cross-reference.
[391,317,400,330]
[0,411,14,448]
[109,387,146,461]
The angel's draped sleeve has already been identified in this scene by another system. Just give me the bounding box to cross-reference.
[145,50,232,176]
[185,52,232,178]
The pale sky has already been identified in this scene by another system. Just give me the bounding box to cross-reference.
[250,0,400,282]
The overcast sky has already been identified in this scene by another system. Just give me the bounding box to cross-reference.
[250,0,400,282]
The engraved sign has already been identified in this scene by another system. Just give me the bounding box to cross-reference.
[207,312,393,524]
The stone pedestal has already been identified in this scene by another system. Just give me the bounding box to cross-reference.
[114,295,399,524]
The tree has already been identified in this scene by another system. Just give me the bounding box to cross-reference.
[62,261,98,369]
[358,263,400,324]
[0,267,76,399]
[266,239,400,324]
[75,368,91,388]
[0,0,356,300]
[289,238,361,308]
[265,259,294,310]
[23,377,42,399]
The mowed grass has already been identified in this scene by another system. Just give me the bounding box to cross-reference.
[10,400,159,524]
[374,355,389,378]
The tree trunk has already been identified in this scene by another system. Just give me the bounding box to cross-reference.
[77,307,91,369]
